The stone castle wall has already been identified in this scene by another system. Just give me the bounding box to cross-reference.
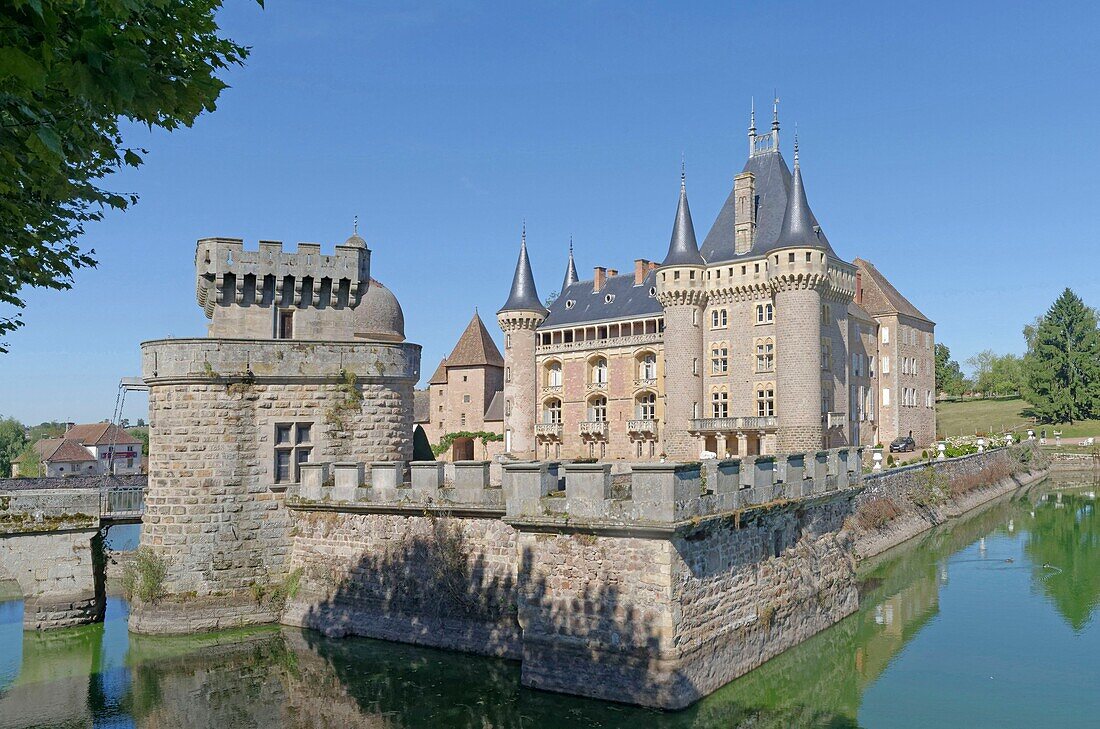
[774,286,823,452]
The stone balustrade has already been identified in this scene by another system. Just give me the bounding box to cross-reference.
[287,447,865,523]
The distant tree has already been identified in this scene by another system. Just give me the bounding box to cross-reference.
[0,1,258,351]
[27,421,64,442]
[412,425,435,461]
[966,350,1023,397]
[934,343,966,395]
[15,442,42,477]
[0,416,27,477]
[136,418,146,427]
[1022,289,1100,423]
[544,290,559,306]
[128,428,149,457]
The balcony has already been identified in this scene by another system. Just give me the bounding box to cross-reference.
[825,412,846,429]
[627,419,659,435]
[633,377,657,389]
[579,421,609,438]
[587,380,608,392]
[535,422,563,439]
[689,416,778,432]
[540,384,563,397]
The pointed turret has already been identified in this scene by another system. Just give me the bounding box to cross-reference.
[773,137,831,252]
[498,225,546,314]
[661,169,704,266]
[562,238,579,291]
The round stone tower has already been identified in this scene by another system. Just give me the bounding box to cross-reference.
[655,173,706,460]
[497,228,547,459]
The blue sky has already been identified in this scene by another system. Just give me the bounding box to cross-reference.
[2,0,1098,425]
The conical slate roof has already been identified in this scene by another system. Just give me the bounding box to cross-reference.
[562,242,579,291]
[499,232,546,313]
[661,175,704,266]
[772,146,835,255]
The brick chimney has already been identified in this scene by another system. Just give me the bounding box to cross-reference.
[593,267,607,293]
[606,269,618,279]
[856,271,863,304]
[734,171,756,255]
[634,259,652,285]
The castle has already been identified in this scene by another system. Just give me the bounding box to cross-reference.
[423,106,936,461]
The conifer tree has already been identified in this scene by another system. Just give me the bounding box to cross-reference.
[1023,289,1100,423]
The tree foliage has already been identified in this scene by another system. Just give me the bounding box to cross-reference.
[1022,289,1100,423]
[15,441,42,477]
[0,416,27,477]
[934,343,966,396]
[0,0,257,350]
[966,350,1022,397]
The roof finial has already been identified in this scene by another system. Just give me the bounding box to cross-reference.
[522,218,526,246]
[680,153,686,190]
[353,214,359,235]
[772,91,780,131]
[569,235,573,253]
[794,124,799,166]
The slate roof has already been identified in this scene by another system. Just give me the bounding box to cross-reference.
[484,391,504,422]
[700,150,793,263]
[772,150,836,256]
[413,390,430,423]
[445,313,504,368]
[63,423,140,447]
[853,258,933,324]
[499,238,546,313]
[428,358,449,385]
[661,178,704,266]
[561,245,580,291]
[848,301,877,324]
[541,269,662,328]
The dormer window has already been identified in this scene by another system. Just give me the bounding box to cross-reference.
[604,294,615,303]
[565,300,576,309]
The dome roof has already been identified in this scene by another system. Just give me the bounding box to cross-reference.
[353,278,404,342]
[342,233,367,248]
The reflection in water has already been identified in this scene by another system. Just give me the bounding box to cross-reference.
[0,473,1098,728]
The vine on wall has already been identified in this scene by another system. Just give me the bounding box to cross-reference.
[431,431,503,458]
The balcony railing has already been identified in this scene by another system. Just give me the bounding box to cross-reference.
[579,421,609,438]
[627,419,659,435]
[633,377,657,389]
[689,416,778,432]
[825,412,846,429]
[587,380,608,391]
[541,384,563,396]
[535,422,563,438]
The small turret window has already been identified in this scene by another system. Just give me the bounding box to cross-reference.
[649,287,656,297]
[565,300,576,309]
[604,294,615,303]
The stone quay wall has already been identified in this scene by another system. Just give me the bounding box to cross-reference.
[0,488,105,629]
[133,337,420,634]
[0,474,146,491]
[852,444,1049,559]
[281,446,865,709]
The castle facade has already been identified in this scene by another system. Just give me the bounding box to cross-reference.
[489,110,935,461]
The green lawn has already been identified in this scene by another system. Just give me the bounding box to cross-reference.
[935,396,1100,438]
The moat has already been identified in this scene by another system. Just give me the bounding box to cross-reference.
[1,471,1098,729]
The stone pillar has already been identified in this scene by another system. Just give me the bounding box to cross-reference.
[563,463,612,518]
[715,459,741,510]
[299,462,329,501]
[632,463,701,521]
[773,283,823,453]
[410,461,443,498]
[503,461,551,517]
[331,462,363,501]
[453,460,490,502]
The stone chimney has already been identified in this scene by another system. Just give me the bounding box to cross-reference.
[856,271,863,305]
[593,267,607,293]
[734,171,756,255]
[65,422,75,433]
[634,259,652,285]
[607,269,618,279]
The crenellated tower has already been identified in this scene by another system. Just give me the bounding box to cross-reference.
[655,170,707,459]
[497,226,547,458]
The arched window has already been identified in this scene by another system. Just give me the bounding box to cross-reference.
[544,398,562,424]
[636,392,656,420]
[590,357,608,385]
[545,360,562,387]
[588,395,608,422]
[757,385,775,417]
[755,338,774,372]
[711,389,729,418]
[637,351,657,380]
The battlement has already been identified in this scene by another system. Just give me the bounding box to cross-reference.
[195,237,371,318]
[286,447,864,528]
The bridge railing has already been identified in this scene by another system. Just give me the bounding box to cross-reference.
[101,486,145,519]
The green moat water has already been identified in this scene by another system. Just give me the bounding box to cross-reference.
[1,472,1098,728]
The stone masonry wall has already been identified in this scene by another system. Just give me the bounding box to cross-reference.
[283,510,521,658]
[774,286,823,452]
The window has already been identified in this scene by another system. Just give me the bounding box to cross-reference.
[278,310,294,339]
[788,252,796,263]
[869,355,876,378]
[274,422,312,483]
[546,361,562,387]
[545,398,562,424]
[711,390,729,418]
[692,401,700,419]
[463,394,471,403]
[756,303,774,324]
[589,396,607,422]
[636,392,656,420]
[882,356,891,375]
[821,337,832,371]
[505,334,511,349]
[882,387,891,407]
[757,386,775,417]
[461,413,467,427]
[821,303,831,324]
[756,339,774,372]
[926,390,933,408]
[710,344,728,374]
[882,327,890,344]
[591,357,608,385]
[505,367,511,383]
[639,353,657,380]
[710,309,728,328]
[692,357,699,376]
[692,309,699,326]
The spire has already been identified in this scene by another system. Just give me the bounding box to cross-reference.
[771,92,780,132]
[748,97,757,157]
[342,216,367,248]
[499,225,547,313]
[562,237,579,291]
[661,167,704,266]
[774,136,827,250]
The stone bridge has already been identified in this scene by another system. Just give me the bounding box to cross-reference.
[0,475,146,629]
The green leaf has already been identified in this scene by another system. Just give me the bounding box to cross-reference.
[0,47,47,88]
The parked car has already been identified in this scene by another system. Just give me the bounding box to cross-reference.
[889,435,916,453]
